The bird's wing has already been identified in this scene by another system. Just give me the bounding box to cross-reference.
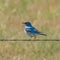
[25,26,46,36]
[25,27,32,32]
[25,27,40,33]
[32,27,41,33]
[33,27,47,36]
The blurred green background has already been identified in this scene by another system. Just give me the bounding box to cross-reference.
[0,41,60,60]
[0,0,60,39]
[0,0,60,60]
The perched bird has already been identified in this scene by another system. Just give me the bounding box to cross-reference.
[23,21,46,39]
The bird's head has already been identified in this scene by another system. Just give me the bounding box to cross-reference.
[22,21,32,27]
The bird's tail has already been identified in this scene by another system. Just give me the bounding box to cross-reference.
[39,33,47,36]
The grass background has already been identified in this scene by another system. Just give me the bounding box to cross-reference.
[0,0,60,39]
[0,41,60,60]
[0,0,60,60]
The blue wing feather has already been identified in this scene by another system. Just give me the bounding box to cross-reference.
[25,27,40,34]
[25,26,47,36]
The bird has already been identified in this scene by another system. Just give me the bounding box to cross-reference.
[23,21,47,39]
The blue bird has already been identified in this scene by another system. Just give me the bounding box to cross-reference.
[23,21,46,39]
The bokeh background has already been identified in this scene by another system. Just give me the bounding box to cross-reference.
[0,0,60,60]
[0,0,60,39]
[0,41,60,60]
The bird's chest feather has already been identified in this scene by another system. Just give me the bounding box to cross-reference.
[24,26,31,33]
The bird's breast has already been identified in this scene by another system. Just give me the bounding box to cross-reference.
[24,29,27,33]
